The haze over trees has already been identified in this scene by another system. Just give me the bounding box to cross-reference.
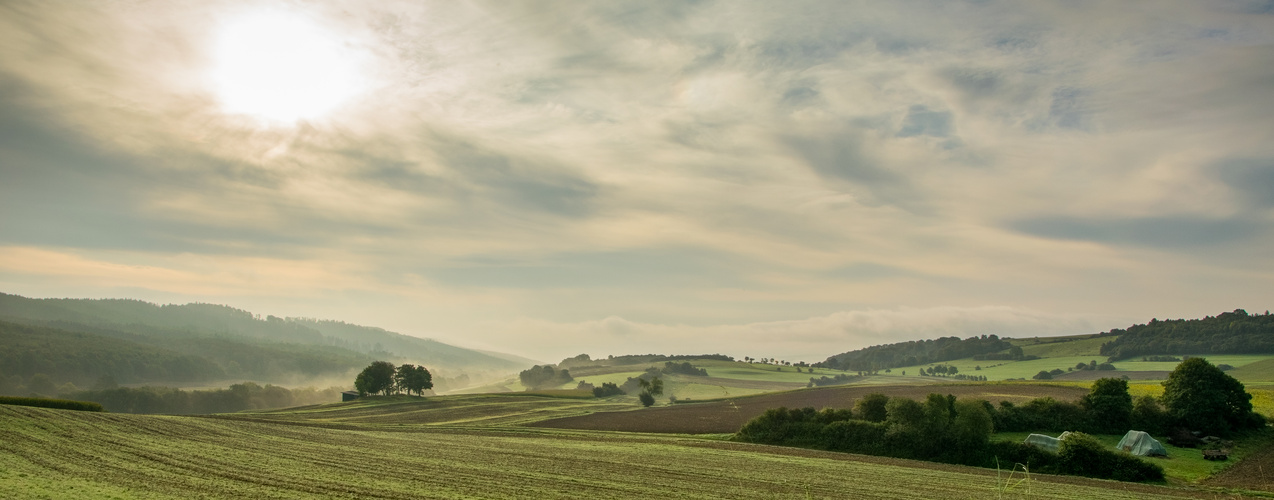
[0,292,520,392]
[519,365,573,389]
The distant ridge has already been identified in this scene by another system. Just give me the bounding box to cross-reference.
[0,292,526,385]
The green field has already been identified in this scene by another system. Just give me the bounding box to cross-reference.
[461,360,824,401]
[875,353,1274,383]
[0,404,1251,499]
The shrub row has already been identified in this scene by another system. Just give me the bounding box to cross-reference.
[734,392,1165,483]
[0,395,105,412]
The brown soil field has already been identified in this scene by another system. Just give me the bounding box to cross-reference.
[1054,370,1170,381]
[529,383,1089,434]
[1202,440,1274,492]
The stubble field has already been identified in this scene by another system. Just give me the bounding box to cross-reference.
[0,405,1254,500]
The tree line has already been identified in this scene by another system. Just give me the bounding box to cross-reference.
[1099,309,1274,361]
[816,335,1012,372]
[60,383,344,414]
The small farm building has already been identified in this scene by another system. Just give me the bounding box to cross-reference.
[341,391,360,402]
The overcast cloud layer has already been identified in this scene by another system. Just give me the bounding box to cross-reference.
[1,1,1272,363]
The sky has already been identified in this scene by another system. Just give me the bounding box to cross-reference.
[1,1,1272,364]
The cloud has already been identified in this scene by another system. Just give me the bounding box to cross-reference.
[1,1,1273,361]
[475,306,1104,363]
[1008,215,1256,249]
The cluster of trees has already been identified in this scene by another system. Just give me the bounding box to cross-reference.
[1074,360,1116,371]
[919,364,958,376]
[354,361,433,396]
[62,383,345,414]
[973,345,1041,362]
[736,359,1262,483]
[734,393,1163,482]
[1099,309,1274,361]
[660,362,707,376]
[592,382,624,398]
[558,353,733,369]
[518,365,573,390]
[817,335,1012,372]
[807,374,858,387]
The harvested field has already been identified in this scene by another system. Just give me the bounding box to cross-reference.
[1201,435,1274,492]
[1054,370,1171,381]
[530,383,1089,434]
[0,405,1248,499]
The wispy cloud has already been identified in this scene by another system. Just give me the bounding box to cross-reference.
[1,1,1271,360]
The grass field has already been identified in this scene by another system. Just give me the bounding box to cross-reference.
[1,404,1256,499]
[874,353,1274,384]
[992,431,1268,484]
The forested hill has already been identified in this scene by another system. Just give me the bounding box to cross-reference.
[815,335,1011,372]
[0,293,524,376]
[1099,309,1274,361]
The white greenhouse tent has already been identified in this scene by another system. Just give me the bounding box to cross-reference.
[1023,431,1072,453]
[1116,430,1167,457]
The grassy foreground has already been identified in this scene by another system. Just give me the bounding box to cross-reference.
[0,404,1260,499]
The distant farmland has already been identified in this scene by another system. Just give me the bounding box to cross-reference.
[531,383,1089,434]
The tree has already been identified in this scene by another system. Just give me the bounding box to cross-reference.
[638,376,663,407]
[1161,357,1260,435]
[1081,378,1132,434]
[354,361,396,396]
[394,364,433,396]
[1032,370,1053,380]
[1131,395,1168,436]
[855,393,890,422]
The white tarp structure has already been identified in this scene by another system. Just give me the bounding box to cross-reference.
[1023,431,1072,453]
[1116,430,1167,456]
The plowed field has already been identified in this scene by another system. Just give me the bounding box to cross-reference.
[530,383,1089,434]
[0,405,1248,499]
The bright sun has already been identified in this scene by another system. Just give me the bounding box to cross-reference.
[211,10,365,123]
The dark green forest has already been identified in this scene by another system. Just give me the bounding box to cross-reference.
[1099,309,1274,360]
[815,335,1011,372]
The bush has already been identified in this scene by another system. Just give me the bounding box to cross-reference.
[821,419,887,455]
[992,397,1087,433]
[854,393,889,422]
[0,395,105,412]
[1032,370,1053,380]
[592,382,624,398]
[638,392,655,407]
[1056,432,1164,482]
[661,361,708,376]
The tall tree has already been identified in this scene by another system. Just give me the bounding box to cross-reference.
[394,364,433,396]
[1082,378,1132,434]
[354,361,396,396]
[1161,357,1260,435]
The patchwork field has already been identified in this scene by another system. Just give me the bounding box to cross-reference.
[0,405,1257,500]
[531,383,1090,434]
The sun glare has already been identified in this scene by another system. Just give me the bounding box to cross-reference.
[211,10,366,124]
